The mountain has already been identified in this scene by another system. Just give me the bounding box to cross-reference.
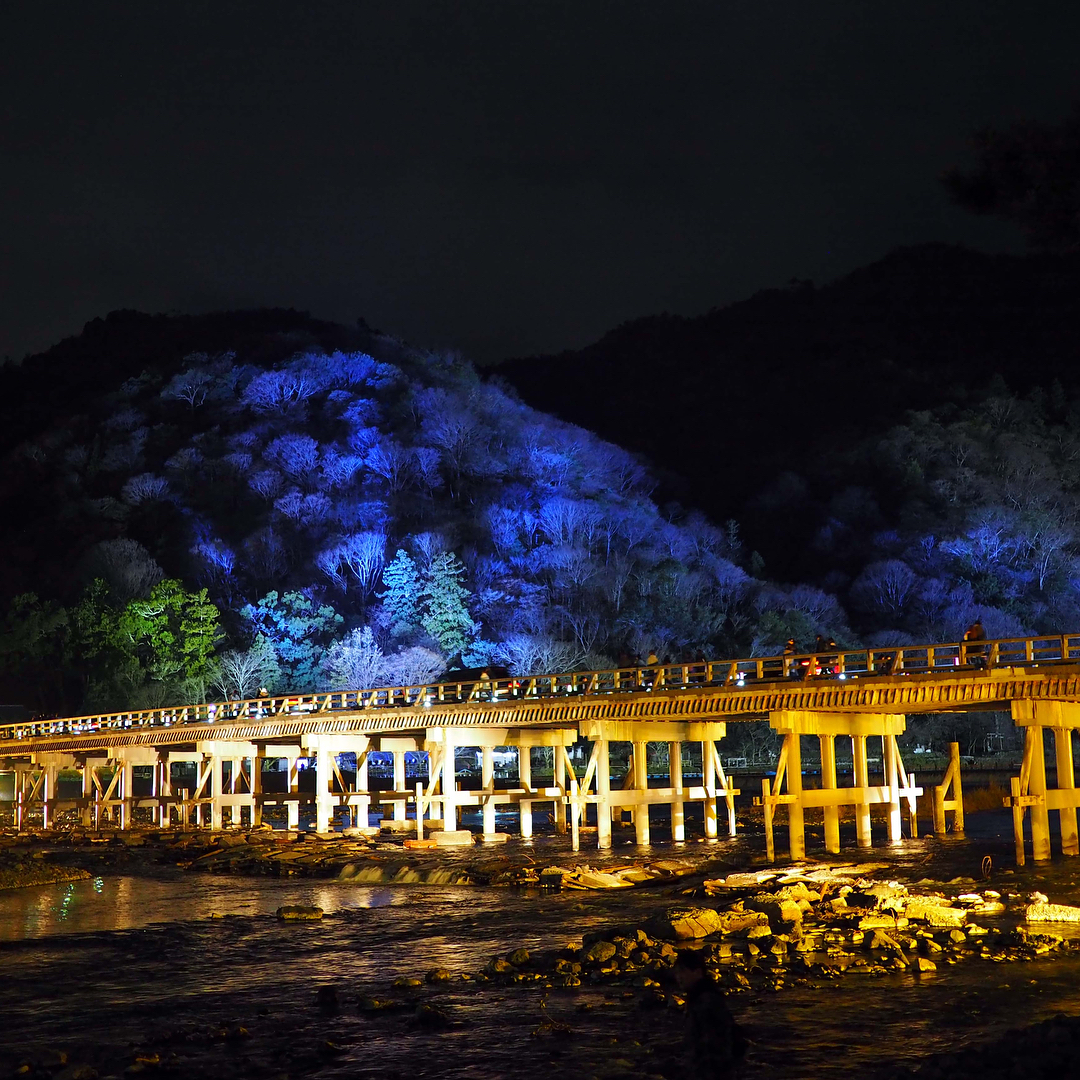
[496,243,1080,579]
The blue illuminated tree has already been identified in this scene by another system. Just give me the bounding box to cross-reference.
[378,548,421,637]
[240,590,343,691]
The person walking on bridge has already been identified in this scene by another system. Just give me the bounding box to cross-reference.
[963,618,987,668]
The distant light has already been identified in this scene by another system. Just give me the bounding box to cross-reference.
[839,673,847,680]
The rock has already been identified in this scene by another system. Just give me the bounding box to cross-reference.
[1025,902,1080,923]
[584,940,617,964]
[744,895,803,927]
[380,819,416,833]
[433,830,475,847]
[425,967,453,984]
[415,1003,451,1028]
[644,905,724,940]
[903,899,966,927]
[910,956,937,973]
[479,832,509,843]
[393,976,423,989]
[403,838,438,850]
[718,910,770,935]
[506,947,530,967]
[54,1066,98,1080]
[276,905,324,920]
[486,957,516,976]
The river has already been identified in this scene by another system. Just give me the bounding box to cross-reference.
[4,811,1080,1079]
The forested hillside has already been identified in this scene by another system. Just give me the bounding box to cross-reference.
[0,311,798,714]
[6,241,1080,718]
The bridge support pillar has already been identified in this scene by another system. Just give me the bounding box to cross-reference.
[518,747,533,839]
[442,730,457,831]
[392,751,407,822]
[554,748,567,834]
[596,740,612,849]
[81,760,94,827]
[481,746,496,835]
[669,742,685,842]
[760,713,920,861]
[1055,728,1078,856]
[853,735,872,847]
[820,735,840,854]
[209,757,224,830]
[1008,701,1080,863]
[578,721,732,849]
[633,741,650,845]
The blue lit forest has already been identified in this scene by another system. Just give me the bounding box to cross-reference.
[5,243,1080,725]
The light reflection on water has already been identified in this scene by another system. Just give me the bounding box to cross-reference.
[0,874,408,941]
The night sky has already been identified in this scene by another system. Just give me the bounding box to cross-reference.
[3,2,1077,365]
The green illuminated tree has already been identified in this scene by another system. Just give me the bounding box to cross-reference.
[419,551,478,658]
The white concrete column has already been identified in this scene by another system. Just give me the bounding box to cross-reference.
[1027,726,1052,861]
[853,735,871,847]
[884,735,902,841]
[481,746,496,835]
[442,731,458,831]
[81,762,94,827]
[633,741,650,845]
[787,734,804,860]
[251,754,264,827]
[315,745,334,833]
[40,766,55,830]
[1055,728,1078,856]
[119,761,133,830]
[668,741,685,842]
[287,755,300,831]
[355,746,370,830]
[554,747,567,834]
[209,756,224,831]
[703,740,718,838]
[392,751,407,821]
[596,739,612,849]
[518,747,533,839]
[820,734,840,854]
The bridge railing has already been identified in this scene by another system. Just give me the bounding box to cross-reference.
[2,632,1078,744]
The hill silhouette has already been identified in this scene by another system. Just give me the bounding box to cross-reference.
[496,243,1080,578]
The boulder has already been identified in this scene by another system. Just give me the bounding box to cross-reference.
[903,899,966,927]
[1025,901,1080,923]
[744,895,803,927]
[433,830,475,847]
[910,956,937,973]
[644,905,724,941]
[276,905,324,921]
[584,940,617,964]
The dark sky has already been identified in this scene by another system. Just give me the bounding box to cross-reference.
[2,2,1077,365]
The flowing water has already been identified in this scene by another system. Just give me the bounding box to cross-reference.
[4,812,1080,1079]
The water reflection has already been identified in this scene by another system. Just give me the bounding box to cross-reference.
[0,874,407,941]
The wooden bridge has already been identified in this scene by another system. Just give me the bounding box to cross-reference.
[4,633,1080,863]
